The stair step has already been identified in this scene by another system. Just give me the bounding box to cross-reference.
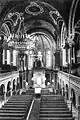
[5,103,27,105]
[39,113,72,117]
[40,105,67,108]
[40,111,71,114]
[41,101,65,103]
[40,108,69,111]
[0,116,23,120]
[8,100,29,103]
[39,117,74,120]
[0,110,25,113]
[8,99,29,101]
[41,102,66,104]
[2,104,27,107]
[0,113,24,117]
[39,95,73,120]
[1,107,26,111]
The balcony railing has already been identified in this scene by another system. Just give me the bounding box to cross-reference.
[58,71,80,88]
[0,71,19,82]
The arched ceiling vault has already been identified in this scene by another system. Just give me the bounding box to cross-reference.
[1,0,80,52]
[0,0,67,33]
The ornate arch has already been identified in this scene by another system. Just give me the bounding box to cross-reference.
[68,0,80,40]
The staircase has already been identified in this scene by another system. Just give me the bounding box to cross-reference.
[39,95,74,120]
[0,95,33,120]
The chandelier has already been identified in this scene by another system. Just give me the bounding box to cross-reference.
[8,34,36,51]
[3,14,37,51]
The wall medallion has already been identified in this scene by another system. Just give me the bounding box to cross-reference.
[25,2,44,16]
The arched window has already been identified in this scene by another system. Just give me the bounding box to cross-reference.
[38,51,42,61]
[46,50,52,68]
[28,50,33,70]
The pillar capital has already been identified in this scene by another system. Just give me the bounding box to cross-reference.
[67,35,75,48]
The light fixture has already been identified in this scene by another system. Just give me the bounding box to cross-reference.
[3,14,37,51]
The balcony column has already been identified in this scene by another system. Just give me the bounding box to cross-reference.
[10,87,13,96]
[3,49,5,64]
[68,83,71,99]
[4,85,7,103]
[50,73,52,84]
[13,50,17,66]
[15,81,17,94]
[76,105,79,120]
[76,95,79,120]
[7,50,10,64]
[65,89,67,103]
[0,47,3,71]
[61,87,64,96]
[10,82,13,96]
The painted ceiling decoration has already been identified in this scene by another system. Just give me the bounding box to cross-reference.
[25,2,44,16]
[75,20,80,35]
[49,10,62,26]
[1,0,80,52]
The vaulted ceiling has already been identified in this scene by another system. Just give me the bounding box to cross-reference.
[0,0,80,52]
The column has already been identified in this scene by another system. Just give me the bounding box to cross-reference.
[68,87,72,111]
[10,86,13,96]
[26,54,28,82]
[62,88,64,96]
[76,95,79,120]
[24,55,26,70]
[0,47,3,71]
[14,81,17,94]
[3,49,5,64]
[16,51,19,68]
[65,89,67,103]
[62,49,66,66]
[4,86,7,103]
[7,50,10,64]
[50,73,51,84]
[69,87,71,102]
[13,50,17,66]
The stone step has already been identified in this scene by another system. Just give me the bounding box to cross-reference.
[39,117,74,120]
[39,113,72,117]
[40,105,67,108]
[0,113,24,117]
[41,100,65,102]
[2,105,27,108]
[11,95,32,98]
[41,101,65,103]
[40,111,71,114]
[9,99,30,101]
[41,98,64,100]
[40,108,69,111]
[8,100,30,103]
[1,107,26,110]
[5,102,27,105]
[0,116,23,120]
[39,95,73,120]
[0,110,25,113]
[41,103,66,105]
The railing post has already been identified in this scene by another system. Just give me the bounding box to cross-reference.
[65,89,67,103]
[76,105,79,120]
[70,96,73,114]
[61,87,64,96]
[4,91,7,103]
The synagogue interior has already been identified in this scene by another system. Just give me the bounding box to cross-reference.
[0,0,80,120]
